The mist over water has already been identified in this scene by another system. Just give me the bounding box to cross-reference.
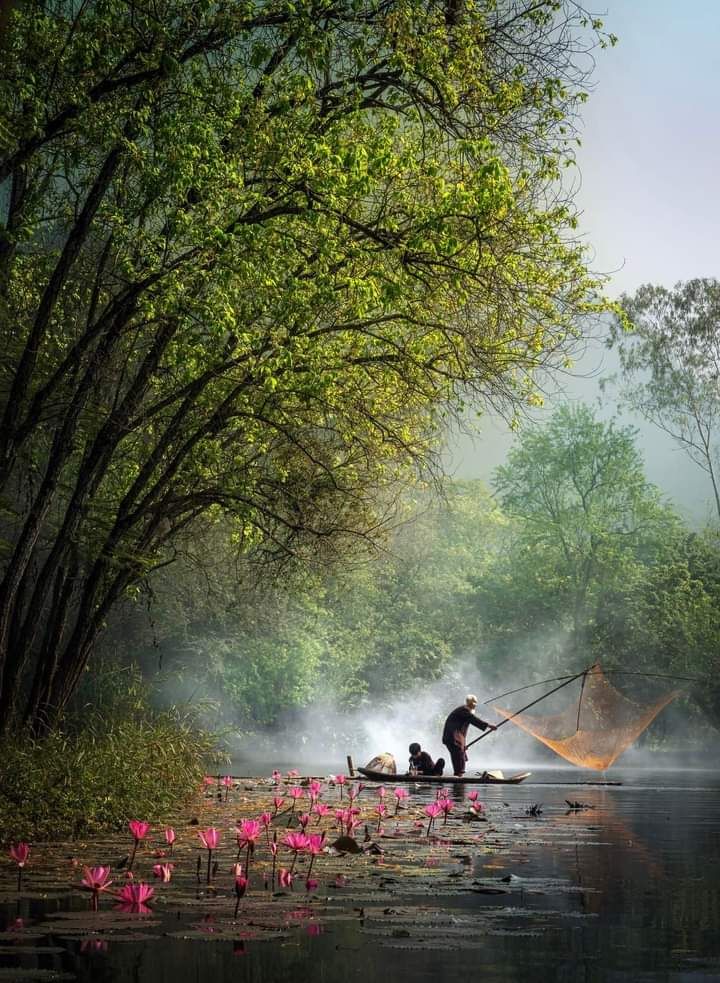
[220,654,719,776]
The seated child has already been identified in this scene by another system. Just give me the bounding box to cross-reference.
[408,742,445,776]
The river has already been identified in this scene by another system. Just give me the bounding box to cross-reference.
[2,765,719,982]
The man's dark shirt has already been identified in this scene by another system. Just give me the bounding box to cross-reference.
[442,705,488,749]
[409,751,437,775]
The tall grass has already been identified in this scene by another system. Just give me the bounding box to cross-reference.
[0,663,222,842]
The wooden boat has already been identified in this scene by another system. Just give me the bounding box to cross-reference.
[357,767,532,785]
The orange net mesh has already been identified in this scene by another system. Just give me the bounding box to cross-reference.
[493,665,679,770]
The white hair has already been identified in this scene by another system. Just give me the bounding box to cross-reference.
[465,694,478,707]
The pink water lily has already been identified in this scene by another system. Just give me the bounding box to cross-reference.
[279,868,294,889]
[282,832,309,853]
[272,795,285,815]
[236,820,261,848]
[127,820,150,872]
[164,827,176,852]
[305,877,318,892]
[424,801,442,836]
[304,832,325,881]
[236,819,261,877]
[287,769,300,778]
[233,873,249,916]
[393,788,409,814]
[128,820,150,842]
[9,843,29,867]
[312,803,332,822]
[272,769,282,783]
[79,866,113,892]
[305,833,325,856]
[152,863,174,883]
[298,813,310,829]
[10,842,30,886]
[377,786,386,799]
[282,831,309,874]
[198,827,220,884]
[333,774,346,800]
[439,798,454,824]
[116,882,154,905]
[376,803,388,831]
[198,827,220,850]
[77,865,113,910]
[288,786,304,800]
[467,790,479,801]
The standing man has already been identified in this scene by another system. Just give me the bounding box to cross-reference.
[442,694,497,777]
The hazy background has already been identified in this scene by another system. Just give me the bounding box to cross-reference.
[446,2,720,525]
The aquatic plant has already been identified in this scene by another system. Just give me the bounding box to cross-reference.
[236,819,261,878]
[298,812,311,830]
[279,868,294,889]
[198,827,220,884]
[9,842,29,889]
[270,835,278,890]
[313,803,332,823]
[305,833,325,883]
[439,798,454,824]
[272,795,284,815]
[282,831,309,873]
[152,863,173,883]
[375,803,388,830]
[424,802,442,836]
[393,788,409,814]
[77,865,113,910]
[334,774,346,800]
[259,811,272,846]
[221,776,233,802]
[234,873,248,917]
[287,787,304,814]
[127,820,150,872]
[116,881,154,904]
[164,827,176,853]
[115,881,154,913]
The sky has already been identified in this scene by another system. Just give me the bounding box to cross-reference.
[447,2,720,523]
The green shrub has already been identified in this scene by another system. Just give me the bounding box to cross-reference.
[0,664,222,843]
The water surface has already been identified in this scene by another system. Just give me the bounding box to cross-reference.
[2,766,719,982]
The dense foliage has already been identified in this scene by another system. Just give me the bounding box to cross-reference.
[0,0,614,733]
[110,406,720,741]
[0,663,219,842]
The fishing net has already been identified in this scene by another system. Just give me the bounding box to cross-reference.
[493,664,679,770]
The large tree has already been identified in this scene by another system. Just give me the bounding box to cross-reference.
[0,1,612,731]
[491,403,678,662]
[610,279,720,521]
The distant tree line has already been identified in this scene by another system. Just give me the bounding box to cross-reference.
[103,403,720,739]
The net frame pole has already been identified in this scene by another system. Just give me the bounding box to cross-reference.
[465,666,592,751]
